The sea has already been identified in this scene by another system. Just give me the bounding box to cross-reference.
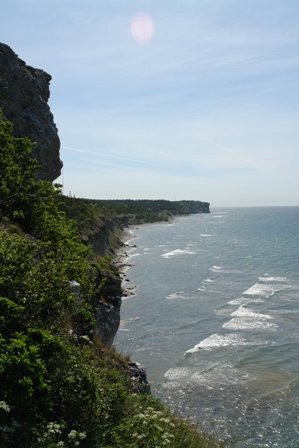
[114,206,299,447]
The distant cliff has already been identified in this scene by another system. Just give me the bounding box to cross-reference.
[94,199,210,224]
[60,197,210,258]
[0,42,62,181]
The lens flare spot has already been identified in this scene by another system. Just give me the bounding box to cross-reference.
[131,12,155,45]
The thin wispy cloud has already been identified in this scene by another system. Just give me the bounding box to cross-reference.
[62,146,158,166]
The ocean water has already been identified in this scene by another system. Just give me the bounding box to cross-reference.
[115,207,299,447]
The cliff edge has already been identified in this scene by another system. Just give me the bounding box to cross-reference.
[0,42,62,181]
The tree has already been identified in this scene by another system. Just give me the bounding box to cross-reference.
[0,111,40,223]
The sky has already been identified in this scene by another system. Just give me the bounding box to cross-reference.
[1,0,299,207]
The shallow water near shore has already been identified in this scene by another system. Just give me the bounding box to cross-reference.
[115,207,299,447]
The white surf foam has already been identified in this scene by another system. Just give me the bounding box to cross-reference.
[200,234,212,237]
[209,265,222,272]
[231,305,272,320]
[223,317,277,331]
[214,308,233,317]
[190,363,250,386]
[228,297,265,305]
[197,278,216,291]
[186,333,264,354]
[166,291,190,300]
[118,316,140,331]
[243,283,282,298]
[164,367,191,382]
[161,249,196,258]
[258,276,287,283]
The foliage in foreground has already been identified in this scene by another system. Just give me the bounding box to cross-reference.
[0,112,220,447]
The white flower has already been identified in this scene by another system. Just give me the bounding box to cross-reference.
[160,418,170,424]
[68,430,77,439]
[137,413,145,419]
[0,401,11,412]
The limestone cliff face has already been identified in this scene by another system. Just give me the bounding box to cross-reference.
[0,43,62,181]
[84,217,129,257]
[94,300,121,348]
[92,269,123,348]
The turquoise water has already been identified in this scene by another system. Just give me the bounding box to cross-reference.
[115,207,299,447]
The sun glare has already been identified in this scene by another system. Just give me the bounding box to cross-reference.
[131,12,155,45]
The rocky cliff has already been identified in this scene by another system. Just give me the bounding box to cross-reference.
[93,267,123,348]
[70,269,123,349]
[83,217,129,257]
[0,42,62,181]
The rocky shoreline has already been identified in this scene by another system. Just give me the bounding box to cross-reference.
[112,227,152,393]
[113,227,139,298]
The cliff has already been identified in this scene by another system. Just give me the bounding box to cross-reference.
[96,199,210,223]
[0,41,211,352]
[92,266,123,347]
[0,42,62,181]
[82,216,129,257]
[0,45,220,448]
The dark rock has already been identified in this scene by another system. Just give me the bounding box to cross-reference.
[69,275,122,348]
[0,42,62,181]
[127,361,150,394]
[91,267,123,347]
[94,301,121,348]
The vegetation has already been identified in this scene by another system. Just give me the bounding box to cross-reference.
[79,198,209,225]
[57,196,209,257]
[59,197,209,238]
[0,112,220,447]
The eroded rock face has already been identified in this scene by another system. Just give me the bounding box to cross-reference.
[70,274,122,348]
[94,299,122,348]
[127,361,150,394]
[92,269,123,348]
[0,42,62,181]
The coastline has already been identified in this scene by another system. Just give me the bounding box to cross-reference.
[113,218,179,297]
[113,226,139,298]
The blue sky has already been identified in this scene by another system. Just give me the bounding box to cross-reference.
[1,0,299,207]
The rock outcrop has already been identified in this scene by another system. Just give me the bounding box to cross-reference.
[127,361,151,393]
[92,267,123,348]
[70,270,122,348]
[0,42,62,181]
[85,216,129,257]
[94,299,122,348]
